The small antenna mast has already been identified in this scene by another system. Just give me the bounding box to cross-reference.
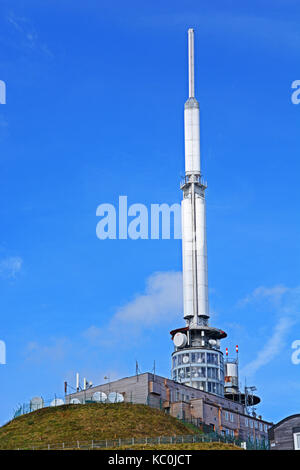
[188,28,195,98]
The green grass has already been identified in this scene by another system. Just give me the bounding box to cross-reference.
[0,403,198,450]
[0,403,241,450]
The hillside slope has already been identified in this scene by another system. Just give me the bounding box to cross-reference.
[0,403,197,450]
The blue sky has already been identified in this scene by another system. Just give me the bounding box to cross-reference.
[0,0,299,425]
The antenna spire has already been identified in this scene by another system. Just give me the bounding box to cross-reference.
[188,28,195,98]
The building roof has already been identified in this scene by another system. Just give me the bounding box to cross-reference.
[269,414,300,431]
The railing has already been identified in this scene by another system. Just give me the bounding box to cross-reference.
[13,396,66,419]
[180,174,207,189]
[179,418,269,450]
[11,432,243,450]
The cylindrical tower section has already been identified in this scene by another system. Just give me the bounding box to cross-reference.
[224,360,239,394]
[195,192,209,317]
[181,187,209,321]
[171,347,224,397]
[181,196,194,319]
[184,100,201,175]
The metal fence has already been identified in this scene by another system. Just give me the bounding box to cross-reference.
[179,418,269,450]
[13,396,66,419]
[13,392,152,419]
[12,432,243,450]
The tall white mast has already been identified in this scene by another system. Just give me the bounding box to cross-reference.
[181,28,209,326]
[171,30,227,397]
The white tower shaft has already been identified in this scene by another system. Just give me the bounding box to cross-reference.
[181,29,209,325]
[184,29,200,176]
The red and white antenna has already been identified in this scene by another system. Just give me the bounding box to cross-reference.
[236,345,239,354]
[226,347,228,356]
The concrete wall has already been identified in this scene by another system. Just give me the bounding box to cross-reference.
[66,372,272,444]
[67,373,150,405]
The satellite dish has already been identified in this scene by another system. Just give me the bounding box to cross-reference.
[209,339,217,346]
[182,355,189,364]
[70,398,81,404]
[30,396,44,411]
[173,332,187,348]
[92,391,107,403]
[108,392,124,403]
[50,398,64,407]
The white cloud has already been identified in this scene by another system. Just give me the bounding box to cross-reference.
[0,256,23,279]
[83,271,182,346]
[240,285,300,377]
[238,285,289,307]
[6,11,53,58]
[25,338,69,363]
[241,316,295,377]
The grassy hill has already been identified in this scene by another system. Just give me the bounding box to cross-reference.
[0,403,240,450]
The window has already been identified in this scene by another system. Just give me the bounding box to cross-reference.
[259,422,263,431]
[250,420,253,428]
[195,352,205,364]
[191,366,206,378]
[206,381,218,394]
[207,367,218,379]
[230,413,234,423]
[264,424,268,432]
[254,421,258,429]
[245,418,249,427]
[293,433,300,450]
[207,353,218,365]
[225,411,229,421]
[195,381,205,391]
[182,354,190,364]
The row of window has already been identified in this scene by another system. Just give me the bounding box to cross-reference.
[171,376,224,396]
[244,417,269,433]
[173,365,224,382]
[222,428,235,438]
[207,382,223,395]
[248,435,268,445]
[172,351,223,368]
[224,411,235,423]
[223,412,269,434]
